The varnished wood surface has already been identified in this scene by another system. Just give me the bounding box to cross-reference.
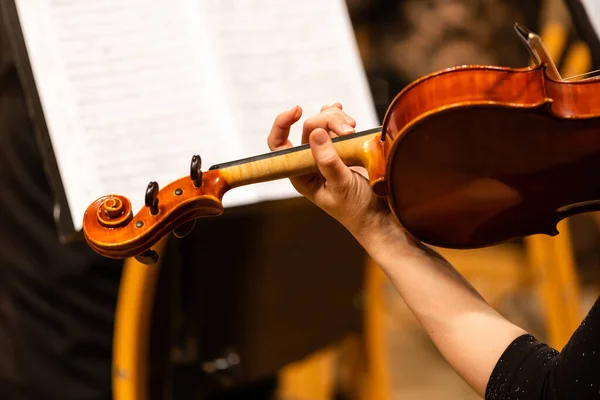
[112,237,168,400]
[386,105,600,248]
[381,60,600,249]
[220,131,380,188]
[82,24,600,258]
[546,76,600,117]
[382,65,547,141]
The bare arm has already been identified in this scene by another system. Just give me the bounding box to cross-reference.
[267,104,527,396]
[363,229,526,395]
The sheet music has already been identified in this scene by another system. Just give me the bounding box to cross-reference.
[16,0,244,230]
[15,0,378,231]
[199,0,379,202]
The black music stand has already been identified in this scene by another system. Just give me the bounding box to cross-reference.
[0,0,80,243]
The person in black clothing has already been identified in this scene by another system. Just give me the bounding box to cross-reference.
[267,103,600,399]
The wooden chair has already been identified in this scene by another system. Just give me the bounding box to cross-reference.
[112,237,168,400]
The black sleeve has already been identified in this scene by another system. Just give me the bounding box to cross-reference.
[486,296,600,400]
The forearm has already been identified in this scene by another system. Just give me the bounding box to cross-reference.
[267,104,528,397]
[357,223,527,396]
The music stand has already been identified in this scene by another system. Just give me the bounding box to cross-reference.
[0,0,80,243]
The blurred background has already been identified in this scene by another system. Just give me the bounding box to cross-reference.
[2,0,600,400]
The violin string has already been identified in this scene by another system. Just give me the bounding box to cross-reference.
[561,68,600,81]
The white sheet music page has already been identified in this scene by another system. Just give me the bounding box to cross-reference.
[581,0,600,40]
[15,0,377,231]
[15,0,244,230]
[198,0,379,203]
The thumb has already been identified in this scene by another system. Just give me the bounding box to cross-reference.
[309,128,353,188]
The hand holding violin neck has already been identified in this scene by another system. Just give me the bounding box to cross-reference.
[82,127,386,260]
[213,127,384,190]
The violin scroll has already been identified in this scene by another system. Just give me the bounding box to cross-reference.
[96,194,134,228]
[83,155,230,260]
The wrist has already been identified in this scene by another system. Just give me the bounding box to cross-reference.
[350,213,424,262]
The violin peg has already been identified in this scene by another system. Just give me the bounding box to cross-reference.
[190,155,203,187]
[145,181,159,215]
[135,249,159,265]
[173,219,196,239]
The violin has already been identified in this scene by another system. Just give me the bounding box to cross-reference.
[82,23,600,263]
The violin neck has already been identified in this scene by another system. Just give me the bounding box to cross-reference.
[210,127,382,188]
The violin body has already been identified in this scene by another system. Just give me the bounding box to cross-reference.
[82,24,600,261]
[383,63,600,249]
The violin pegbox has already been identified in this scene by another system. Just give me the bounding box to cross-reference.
[143,178,195,239]
[168,154,221,239]
[82,152,227,260]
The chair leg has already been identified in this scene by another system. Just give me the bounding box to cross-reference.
[561,40,592,79]
[361,258,390,400]
[524,220,582,349]
[277,345,337,400]
[112,237,168,400]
